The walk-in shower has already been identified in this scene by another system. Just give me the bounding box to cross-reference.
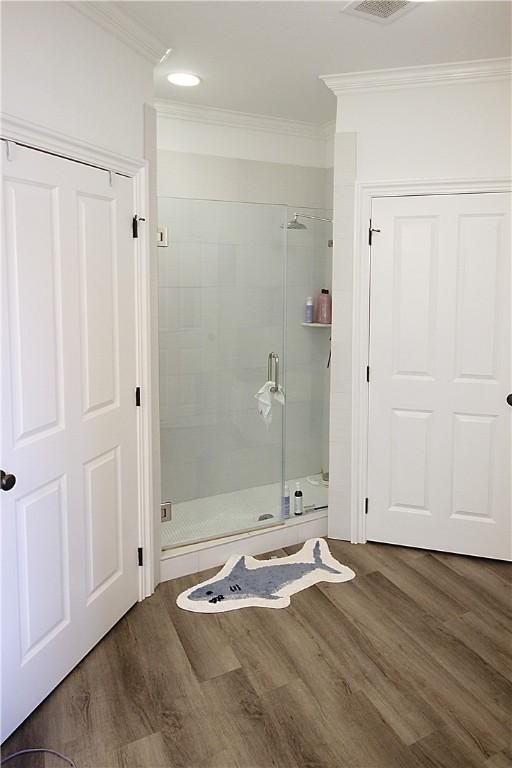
[158,197,333,549]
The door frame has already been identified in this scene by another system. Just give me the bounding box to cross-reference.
[350,176,511,545]
[1,113,156,598]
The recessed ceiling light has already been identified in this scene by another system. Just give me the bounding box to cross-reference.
[167,73,201,87]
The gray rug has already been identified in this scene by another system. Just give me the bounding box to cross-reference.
[176,538,355,613]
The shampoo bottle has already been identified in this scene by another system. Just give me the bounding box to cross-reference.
[315,289,332,324]
[282,482,290,519]
[294,482,304,516]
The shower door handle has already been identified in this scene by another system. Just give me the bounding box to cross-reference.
[268,352,279,392]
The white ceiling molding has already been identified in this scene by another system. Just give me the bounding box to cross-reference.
[320,58,512,95]
[69,2,169,65]
[0,112,145,176]
[155,99,333,141]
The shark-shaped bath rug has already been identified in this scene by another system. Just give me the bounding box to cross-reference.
[176,538,356,613]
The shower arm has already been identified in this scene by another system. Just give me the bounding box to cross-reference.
[292,213,333,223]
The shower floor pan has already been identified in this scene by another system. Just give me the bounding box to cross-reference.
[161,475,328,550]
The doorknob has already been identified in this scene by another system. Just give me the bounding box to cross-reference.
[1,470,16,491]
[507,394,512,406]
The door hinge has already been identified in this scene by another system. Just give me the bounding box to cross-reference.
[157,227,169,247]
[161,501,172,522]
[135,386,141,406]
[366,365,370,382]
[5,140,17,162]
[365,498,369,515]
[138,547,143,566]
[368,221,381,246]
[132,215,146,239]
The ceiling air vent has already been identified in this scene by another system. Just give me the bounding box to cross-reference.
[343,1,416,24]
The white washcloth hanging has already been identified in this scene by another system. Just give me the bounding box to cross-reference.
[254,381,285,428]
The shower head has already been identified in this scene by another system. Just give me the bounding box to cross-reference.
[282,213,307,230]
[281,212,333,230]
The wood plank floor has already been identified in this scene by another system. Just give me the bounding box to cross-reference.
[3,540,512,767]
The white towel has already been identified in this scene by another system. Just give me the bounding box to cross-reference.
[254,381,285,427]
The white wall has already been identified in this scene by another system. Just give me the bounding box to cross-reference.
[1,1,154,159]
[336,79,511,182]
[144,104,162,586]
[328,70,511,540]
[328,132,357,539]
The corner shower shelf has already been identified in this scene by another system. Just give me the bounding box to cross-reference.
[301,323,332,328]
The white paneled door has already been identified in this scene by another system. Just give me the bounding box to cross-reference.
[367,192,511,559]
[1,145,140,739]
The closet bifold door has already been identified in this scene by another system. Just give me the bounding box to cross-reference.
[1,143,140,739]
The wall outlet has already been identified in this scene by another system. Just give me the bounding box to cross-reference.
[161,501,172,522]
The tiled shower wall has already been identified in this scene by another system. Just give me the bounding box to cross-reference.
[284,211,332,483]
[159,197,332,506]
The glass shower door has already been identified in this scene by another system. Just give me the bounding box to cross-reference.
[158,197,287,549]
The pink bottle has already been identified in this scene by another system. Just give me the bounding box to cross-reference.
[315,289,332,324]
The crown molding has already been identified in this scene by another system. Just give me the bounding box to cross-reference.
[155,99,334,141]
[69,2,169,65]
[0,112,145,176]
[320,58,512,95]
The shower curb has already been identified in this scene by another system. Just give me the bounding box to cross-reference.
[160,511,328,583]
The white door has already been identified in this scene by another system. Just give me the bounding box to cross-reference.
[367,192,511,559]
[1,144,140,739]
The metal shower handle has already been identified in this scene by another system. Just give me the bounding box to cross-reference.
[268,352,279,393]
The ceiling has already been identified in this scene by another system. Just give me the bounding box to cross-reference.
[122,1,511,125]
